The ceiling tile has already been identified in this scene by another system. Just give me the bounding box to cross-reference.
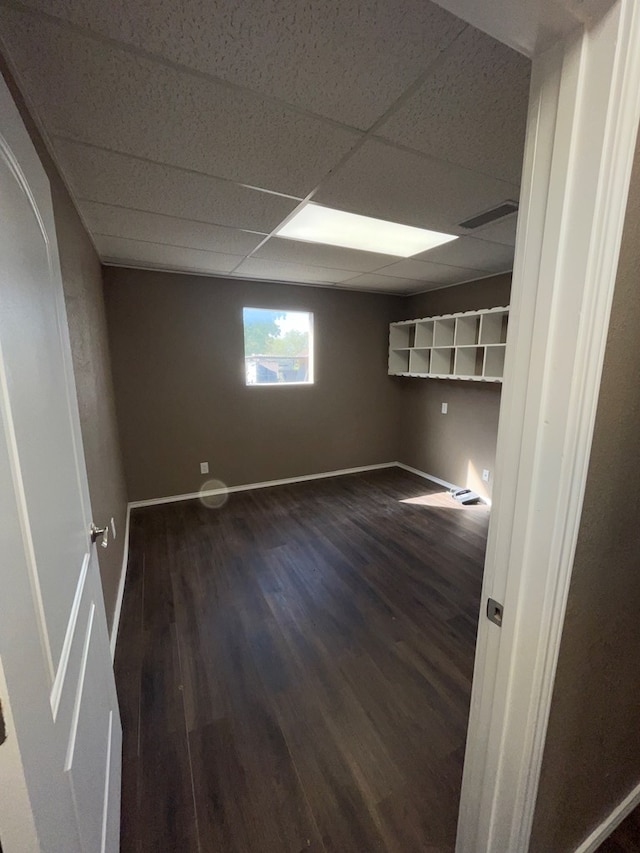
[234,258,354,284]
[341,273,423,293]
[314,139,519,234]
[95,235,244,273]
[0,8,362,196]
[375,257,485,283]
[81,201,264,255]
[252,236,401,273]
[53,140,297,232]
[13,0,466,129]
[376,26,530,184]
[413,236,514,272]
[465,214,518,246]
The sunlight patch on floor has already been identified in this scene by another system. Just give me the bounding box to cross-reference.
[400,491,489,510]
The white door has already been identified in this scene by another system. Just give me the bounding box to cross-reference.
[0,75,121,852]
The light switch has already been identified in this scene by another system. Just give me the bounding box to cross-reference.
[441,402,448,414]
[200,462,209,474]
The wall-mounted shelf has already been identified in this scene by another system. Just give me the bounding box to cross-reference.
[388,306,509,382]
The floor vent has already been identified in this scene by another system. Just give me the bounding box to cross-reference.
[459,201,519,230]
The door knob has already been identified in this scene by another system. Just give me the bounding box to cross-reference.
[90,523,109,549]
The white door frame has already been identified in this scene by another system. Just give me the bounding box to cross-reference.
[457,1,640,850]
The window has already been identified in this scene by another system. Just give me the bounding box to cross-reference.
[243,308,314,385]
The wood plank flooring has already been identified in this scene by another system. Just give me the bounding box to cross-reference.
[114,468,490,853]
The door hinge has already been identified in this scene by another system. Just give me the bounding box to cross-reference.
[487,597,504,627]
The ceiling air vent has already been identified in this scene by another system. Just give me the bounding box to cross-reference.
[459,200,519,230]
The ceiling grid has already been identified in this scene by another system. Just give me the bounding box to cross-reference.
[0,0,530,293]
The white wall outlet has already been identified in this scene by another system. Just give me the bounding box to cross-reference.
[110,517,116,539]
[441,402,448,414]
[482,469,490,482]
[200,461,209,474]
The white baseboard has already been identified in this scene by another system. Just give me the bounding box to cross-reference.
[128,462,397,509]
[109,503,131,662]
[396,462,492,505]
[395,462,459,491]
[574,779,640,853]
[111,460,478,658]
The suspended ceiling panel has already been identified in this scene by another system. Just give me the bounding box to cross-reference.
[94,235,244,275]
[412,235,514,271]
[11,0,468,128]
[313,139,520,232]
[375,25,530,184]
[1,9,363,197]
[233,258,356,284]
[81,203,266,256]
[53,141,297,233]
[0,0,530,293]
[252,238,402,274]
[341,273,429,292]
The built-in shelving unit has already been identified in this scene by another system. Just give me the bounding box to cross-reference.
[388,306,509,382]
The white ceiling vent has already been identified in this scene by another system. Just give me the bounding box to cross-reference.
[459,201,519,230]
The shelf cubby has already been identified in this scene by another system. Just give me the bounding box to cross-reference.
[479,311,508,345]
[455,346,484,377]
[483,346,506,379]
[388,306,509,383]
[433,318,455,347]
[414,320,434,348]
[390,322,416,349]
[455,315,480,346]
[409,348,431,375]
[430,347,454,376]
[388,349,410,374]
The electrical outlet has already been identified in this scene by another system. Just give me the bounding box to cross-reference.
[200,461,209,474]
[110,517,117,539]
[441,402,448,414]
[482,469,490,482]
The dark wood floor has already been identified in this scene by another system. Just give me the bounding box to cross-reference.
[114,468,490,852]
[599,805,640,852]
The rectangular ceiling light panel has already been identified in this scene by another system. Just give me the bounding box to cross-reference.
[276,203,458,257]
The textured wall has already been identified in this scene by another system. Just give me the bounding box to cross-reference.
[530,127,640,850]
[395,274,511,499]
[103,268,400,501]
[1,58,128,632]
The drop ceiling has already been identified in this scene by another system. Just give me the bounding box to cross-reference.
[0,0,530,295]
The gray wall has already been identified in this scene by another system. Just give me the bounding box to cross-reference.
[396,274,511,499]
[1,59,128,632]
[530,127,640,850]
[103,267,401,501]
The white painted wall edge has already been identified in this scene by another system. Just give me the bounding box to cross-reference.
[457,4,640,852]
[109,503,131,662]
[574,780,640,853]
[127,463,397,508]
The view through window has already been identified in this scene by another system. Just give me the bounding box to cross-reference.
[243,308,314,385]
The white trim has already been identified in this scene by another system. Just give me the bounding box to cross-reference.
[50,552,90,719]
[574,780,640,853]
[101,261,413,297]
[100,710,114,853]
[109,504,131,662]
[457,4,640,852]
[127,462,397,508]
[395,462,458,492]
[396,462,491,505]
[64,603,95,772]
